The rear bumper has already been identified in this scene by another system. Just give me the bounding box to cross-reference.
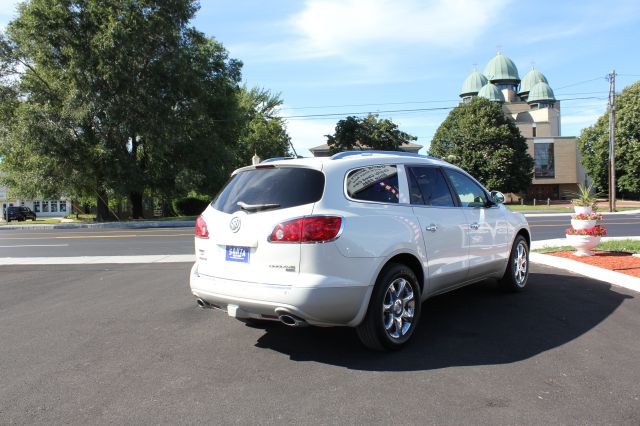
[189,263,371,327]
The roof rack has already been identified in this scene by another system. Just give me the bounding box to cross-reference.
[330,150,441,161]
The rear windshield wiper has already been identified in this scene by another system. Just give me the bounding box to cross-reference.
[237,201,281,212]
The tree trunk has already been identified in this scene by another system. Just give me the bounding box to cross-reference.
[130,191,144,219]
[96,189,110,222]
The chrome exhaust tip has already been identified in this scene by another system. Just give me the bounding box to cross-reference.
[278,314,308,327]
[196,298,211,309]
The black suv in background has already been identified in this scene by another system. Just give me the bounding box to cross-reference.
[5,206,37,222]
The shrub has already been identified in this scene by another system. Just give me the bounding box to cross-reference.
[172,197,209,216]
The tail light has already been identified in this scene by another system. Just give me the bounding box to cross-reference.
[269,216,342,243]
[195,215,209,238]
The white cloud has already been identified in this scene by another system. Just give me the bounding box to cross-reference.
[234,0,511,65]
[561,100,607,135]
[284,118,336,156]
[0,0,20,30]
[290,0,509,58]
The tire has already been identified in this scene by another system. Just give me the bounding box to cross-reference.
[500,235,529,292]
[356,263,421,351]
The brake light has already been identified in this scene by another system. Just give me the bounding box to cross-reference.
[195,215,209,238]
[269,216,342,243]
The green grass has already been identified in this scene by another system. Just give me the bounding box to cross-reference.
[534,246,575,253]
[596,240,640,254]
[534,239,640,254]
[129,215,197,222]
[506,204,639,212]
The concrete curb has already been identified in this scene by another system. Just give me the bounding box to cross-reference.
[0,220,195,231]
[523,209,640,218]
[530,252,640,294]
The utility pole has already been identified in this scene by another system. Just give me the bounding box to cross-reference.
[608,70,616,212]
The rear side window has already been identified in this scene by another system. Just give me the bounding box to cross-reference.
[212,167,325,214]
[346,165,399,203]
[407,166,455,207]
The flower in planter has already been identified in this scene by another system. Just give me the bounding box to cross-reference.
[565,225,607,237]
[571,213,603,221]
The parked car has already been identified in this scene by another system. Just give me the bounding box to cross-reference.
[6,206,37,222]
[190,151,531,350]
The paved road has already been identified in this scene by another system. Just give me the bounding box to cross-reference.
[1,263,638,425]
[0,212,638,258]
[527,212,640,240]
[0,227,194,257]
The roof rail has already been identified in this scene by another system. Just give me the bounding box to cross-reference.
[330,150,441,161]
[260,156,303,164]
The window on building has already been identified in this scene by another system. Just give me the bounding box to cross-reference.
[534,143,555,178]
[51,201,58,212]
[60,201,67,213]
[42,201,49,212]
[33,201,40,212]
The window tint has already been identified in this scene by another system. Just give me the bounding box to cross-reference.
[212,167,325,214]
[444,169,489,208]
[346,165,399,203]
[407,167,455,207]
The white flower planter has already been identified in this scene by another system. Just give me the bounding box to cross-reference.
[573,206,593,215]
[571,219,597,230]
[566,234,601,256]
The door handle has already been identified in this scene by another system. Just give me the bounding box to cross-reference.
[470,223,480,230]
[425,224,438,232]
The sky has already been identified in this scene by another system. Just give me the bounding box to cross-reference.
[2,0,640,156]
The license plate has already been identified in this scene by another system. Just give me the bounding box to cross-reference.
[226,246,249,263]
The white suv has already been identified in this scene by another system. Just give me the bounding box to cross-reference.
[190,151,530,350]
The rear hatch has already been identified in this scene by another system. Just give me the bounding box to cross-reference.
[195,164,325,284]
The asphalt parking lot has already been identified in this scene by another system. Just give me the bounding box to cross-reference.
[1,263,639,425]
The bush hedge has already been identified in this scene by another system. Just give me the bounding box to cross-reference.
[172,197,209,216]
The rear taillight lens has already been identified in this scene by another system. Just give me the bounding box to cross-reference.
[195,215,209,238]
[269,216,342,243]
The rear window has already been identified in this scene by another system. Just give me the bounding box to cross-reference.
[212,167,325,214]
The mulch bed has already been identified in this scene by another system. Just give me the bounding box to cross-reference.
[548,251,640,278]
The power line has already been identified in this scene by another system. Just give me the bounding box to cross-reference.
[281,97,607,120]
[554,76,607,90]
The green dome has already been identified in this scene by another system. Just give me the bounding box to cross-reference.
[519,67,548,95]
[460,69,488,97]
[527,82,556,103]
[477,83,505,102]
[483,53,520,83]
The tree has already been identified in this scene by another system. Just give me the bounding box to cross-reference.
[578,80,640,197]
[429,97,534,193]
[0,0,242,220]
[326,113,417,154]
[234,86,291,166]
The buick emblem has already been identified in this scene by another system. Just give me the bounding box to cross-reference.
[229,217,241,233]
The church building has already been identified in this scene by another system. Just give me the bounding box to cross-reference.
[460,53,589,199]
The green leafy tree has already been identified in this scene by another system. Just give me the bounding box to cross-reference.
[326,113,417,154]
[235,86,291,166]
[578,80,640,197]
[0,0,242,220]
[429,97,534,193]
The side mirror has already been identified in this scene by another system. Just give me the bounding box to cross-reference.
[490,190,505,204]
